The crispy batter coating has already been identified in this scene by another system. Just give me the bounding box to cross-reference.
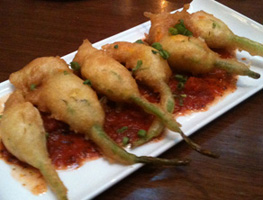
[0,90,68,200]
[160,35,260,78]
[103,41,172,93]
[144,7,260,79]
[38,72,105,133]
[10,55,189,166]
[10,57,70,93]
[75,40,218,158]
[74,40,140,102]
[144,5,189,44]
[103,41,175,146]
[1,90,48,165]
[161,35,217,74]
[184,9,263,56]
[146,3,263,56]
[9,57,71,105]
[184,10,234,50]
[10,56,104,133]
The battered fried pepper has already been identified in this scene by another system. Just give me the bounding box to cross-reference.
[10,56,189,166]
[146,4,263,57]
[0,90,68,200]
[160,35,260,78]
[9,56,71,105]
[183,6,263,56]
[103,41,174,147]
[145,5,261,78]
[74,40,218,158]
[144,7,188,45]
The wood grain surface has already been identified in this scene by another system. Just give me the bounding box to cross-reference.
[0,0,262,200]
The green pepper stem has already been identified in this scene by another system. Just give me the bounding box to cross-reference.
[90,124,137,165]
[159,82,175,113]
[40,164,68,200]
[90,124,189,166]
[132,118,165,147]
[131,95,219,158]
[132,82,174,147]
[232,35,263,57]
[215,58,260,79]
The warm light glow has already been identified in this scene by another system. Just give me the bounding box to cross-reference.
[161,0,168,12]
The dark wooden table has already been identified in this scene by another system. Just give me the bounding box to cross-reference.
[1,0,263,200]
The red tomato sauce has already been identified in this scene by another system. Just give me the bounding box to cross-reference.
[169,69,237,114]
[103,102,155,145]
[42,114,101,170]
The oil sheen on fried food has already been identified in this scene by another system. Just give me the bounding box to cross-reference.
[0,60,237,194]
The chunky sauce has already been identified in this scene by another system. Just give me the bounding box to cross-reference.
[104,102,155,145]
[42,114,101,170]
[170,69,237,115]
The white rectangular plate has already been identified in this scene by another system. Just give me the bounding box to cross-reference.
[0,0,263,199]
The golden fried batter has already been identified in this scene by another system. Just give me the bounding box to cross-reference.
[0,90,68,200]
